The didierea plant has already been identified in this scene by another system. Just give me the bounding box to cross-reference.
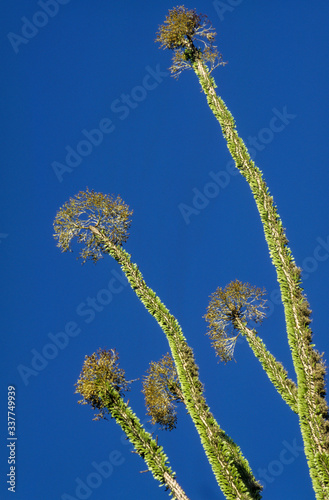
[53,6,329,500]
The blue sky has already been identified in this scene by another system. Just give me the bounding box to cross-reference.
[1,1,329,499]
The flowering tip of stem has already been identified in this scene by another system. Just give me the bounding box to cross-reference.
[53,188,133,263]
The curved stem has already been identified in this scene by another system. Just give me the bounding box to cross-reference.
[99,382,189,500]
[89,226,262,500]
[234,319,298,413]
[191,57,329,498]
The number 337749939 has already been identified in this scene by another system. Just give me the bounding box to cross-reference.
[8,386,16,435]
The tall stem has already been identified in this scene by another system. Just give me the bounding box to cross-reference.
[192,57,329,498]
[89,226,262,500]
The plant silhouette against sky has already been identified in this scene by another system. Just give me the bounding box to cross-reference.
[54,6,329,500]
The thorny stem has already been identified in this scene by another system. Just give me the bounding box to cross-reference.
[99,384,190,500]
[191,56,329,498]
[89,225,262,500]
[234,318,298,413]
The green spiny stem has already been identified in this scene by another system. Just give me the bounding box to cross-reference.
[191,57,329,498]
[234,319,298,413]
[99,382,189,500]
[89,225,262,500]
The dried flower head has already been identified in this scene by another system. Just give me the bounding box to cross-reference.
[155,6,225,77]
[205,280,267,362]
[53,189,133,263]
[75,348,129,420]
[142,353,183,431]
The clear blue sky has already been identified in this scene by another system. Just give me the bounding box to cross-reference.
[1,1,329,499]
